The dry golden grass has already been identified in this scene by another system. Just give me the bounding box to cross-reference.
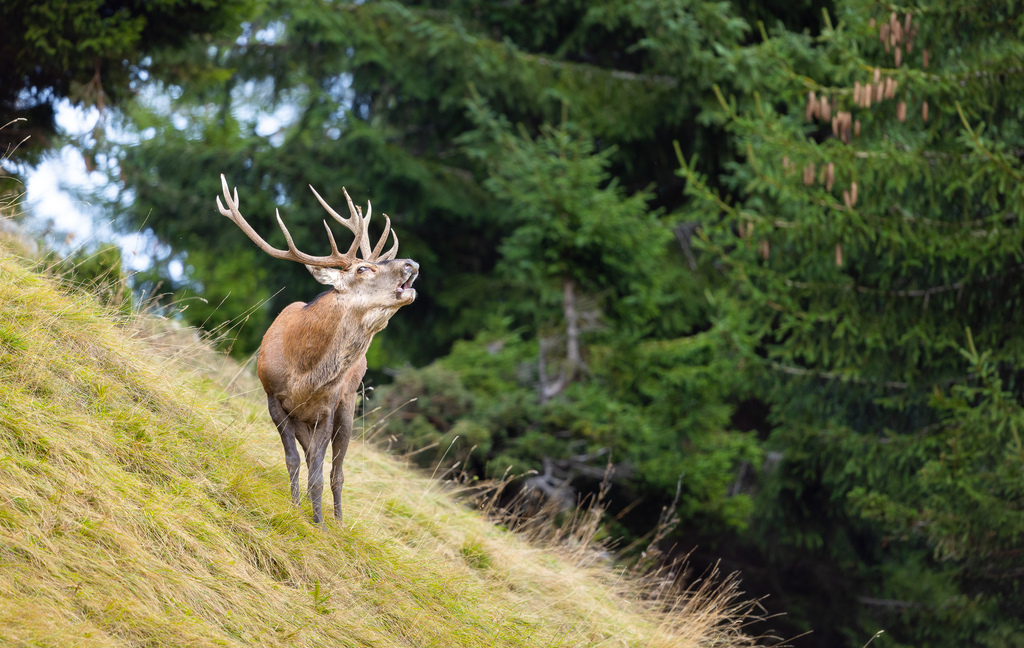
[0,245,766,648]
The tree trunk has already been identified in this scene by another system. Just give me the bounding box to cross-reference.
[540,277,582,402]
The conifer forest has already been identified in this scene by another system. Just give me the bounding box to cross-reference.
[4,1,1023,645]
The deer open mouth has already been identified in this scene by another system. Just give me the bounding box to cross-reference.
[396,268,418,296]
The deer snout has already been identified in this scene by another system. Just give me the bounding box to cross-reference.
[396,260,419,298]
[400,261,419,283]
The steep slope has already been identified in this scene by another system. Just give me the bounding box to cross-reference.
[0,248,759,647]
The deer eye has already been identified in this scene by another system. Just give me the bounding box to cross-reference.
[356,266,373,274]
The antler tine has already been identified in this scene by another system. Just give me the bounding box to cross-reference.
[310,185,364,258]
[322,220,341,256]
[273,208,306,258]
[358,201,374,259]
[368,214,397,260]
[341,189,375,259]
[217,174,356,268]
[381,226,400,261]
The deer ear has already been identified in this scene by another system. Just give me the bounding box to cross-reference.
[305,265,347,288]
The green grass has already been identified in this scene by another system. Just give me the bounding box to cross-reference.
[0,247,762,647]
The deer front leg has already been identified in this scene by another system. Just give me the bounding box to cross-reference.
[330,390,358,524]
[305,411,334,525]
[268,396,302,506]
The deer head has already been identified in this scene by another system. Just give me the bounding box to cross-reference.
[217,174,418,524]
[216,174,417,316]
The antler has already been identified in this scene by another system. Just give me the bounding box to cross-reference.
[308,184,399,262]
[217,174,399,266]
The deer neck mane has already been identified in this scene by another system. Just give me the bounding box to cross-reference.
[285,290,384,379]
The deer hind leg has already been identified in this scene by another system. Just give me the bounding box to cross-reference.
[330,390,358,524]
[268,396,302,506]
[305,411,334,526]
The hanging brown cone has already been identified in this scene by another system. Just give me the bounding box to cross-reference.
[873,82,884,103]
[782,155,790,170]
[843,189,852,209]
[854,119,861,137]
[826,161,835,191]
[738,222,746,238]
[922,101,929,121]
[891,16,903,46]
[895,47,902,67]
[881,24,891,52]
[803,163,816,186]
[897,101,907,122]
[884,77,897,99]
[759,239,770,259]
[923,49,929,69]
[835,243,844,267]
[873,68,881,84]
[820,95,832,121]
[853,82,862,106]
[850,181,859,206]
[832,115,840,137]
[904,12,912,32]
[806,91,818,121]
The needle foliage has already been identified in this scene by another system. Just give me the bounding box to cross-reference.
[680,1,1024,644]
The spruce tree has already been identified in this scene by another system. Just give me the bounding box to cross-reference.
[681,1,1024,644]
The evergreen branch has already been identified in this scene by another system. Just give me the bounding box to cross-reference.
[955,102,1024,183]
[784,263,1024,298]
[890,204,1021,230]
[369,2,682,89]
[534,57,679,88]
[768,361,908,390]
[857,597,922,609]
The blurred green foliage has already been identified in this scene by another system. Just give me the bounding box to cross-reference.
[0,0,251,163]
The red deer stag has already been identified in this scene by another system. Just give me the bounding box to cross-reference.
[216,174,419,524]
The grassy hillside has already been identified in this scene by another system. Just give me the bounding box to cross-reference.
[0,247,761,648]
